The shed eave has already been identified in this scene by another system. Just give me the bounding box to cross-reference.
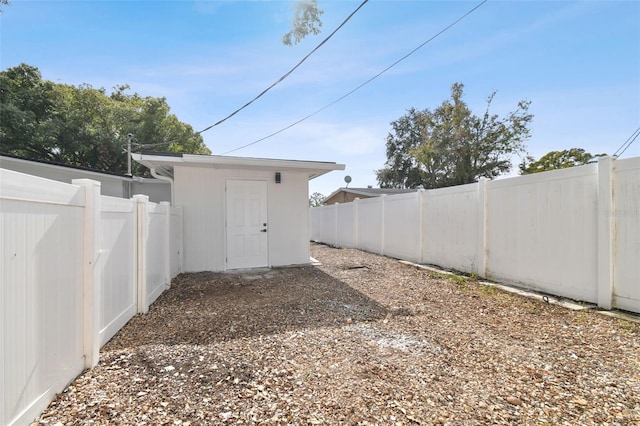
[132,153,345,180]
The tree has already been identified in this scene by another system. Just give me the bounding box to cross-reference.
[309,191,325,207]
[519,148,605,174]
[0,64,58,160]
[375,107,431,189]
[376,83,533,189]
[282,0,323,46]
[0,64,210,176]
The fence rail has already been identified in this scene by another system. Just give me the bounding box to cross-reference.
[1,169,183,426]
[311,156,640,315]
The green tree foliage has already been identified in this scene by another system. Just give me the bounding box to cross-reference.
[376,83,533,189]
[0,64,56,160]
[282,0,324,46]
[0,64,210,175]
[309,191,325,207]
[519,148,605,175]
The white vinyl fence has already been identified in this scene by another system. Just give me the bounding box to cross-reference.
[311,156,640,314]
[1,169,183,426]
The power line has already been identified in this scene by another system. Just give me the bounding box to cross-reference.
[197,0,370,135]
[221,0,488,155]
[613,126,640,158]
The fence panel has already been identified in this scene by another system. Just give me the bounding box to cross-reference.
[145,202,169,308]
[355,197,383,255]
[99,196,137,347]
[309,205,323,242]
[319,204,338,247]
[383,193,421,262]
[421,183,480,274]
[336,202,356,248]
[1,170,86,426]
[486,165,599,302]
[612,157,640,312]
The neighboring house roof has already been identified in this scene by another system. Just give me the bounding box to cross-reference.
[132,152,345,179]
[0,153,163,183]
[0,153,172,202]
[1,153,130,180]
[324,187,417,204]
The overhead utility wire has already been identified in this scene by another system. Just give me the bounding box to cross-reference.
[197,0,370,134]
[221,0,488,155]
[613,126,640,158]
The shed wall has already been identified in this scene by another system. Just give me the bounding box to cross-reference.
[174,166,310,272]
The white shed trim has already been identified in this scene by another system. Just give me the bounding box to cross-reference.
[132,153,345,179]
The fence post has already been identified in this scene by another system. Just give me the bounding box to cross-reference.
[313,206,320,243]
[72,179,101,369]
[134,194,149,314]
[333,203,339,247]
[320,206,324,244]
[310,206,315,242]
[380,195,386,256]
[161,202,171,289]
[597,156,615,309]
[477,178,488,278]
[176,205,184,275]
[418,189,425,263]
[353,198,359,250]
[316,206,322,243]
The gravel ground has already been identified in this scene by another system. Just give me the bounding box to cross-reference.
[36,243,640,425]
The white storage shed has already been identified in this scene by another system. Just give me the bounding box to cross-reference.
[133,152,344,272]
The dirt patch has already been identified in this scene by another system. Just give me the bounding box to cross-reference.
[35,243,640,425]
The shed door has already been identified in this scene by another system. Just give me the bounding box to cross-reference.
[226,180,268,270]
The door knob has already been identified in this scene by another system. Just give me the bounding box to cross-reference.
[261,229,267,232]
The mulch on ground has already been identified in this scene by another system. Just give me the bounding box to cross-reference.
[35,243,640,425]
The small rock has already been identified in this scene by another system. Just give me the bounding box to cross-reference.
[573,398,588,406]
[506,396,523,406]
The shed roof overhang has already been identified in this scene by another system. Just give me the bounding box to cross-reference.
[131,153,345,180]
